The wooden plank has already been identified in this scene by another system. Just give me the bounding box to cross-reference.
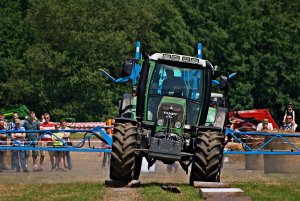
[200,188,244,198]
[103,187,142,201]
[206,196,252,201]
[194,182,231,188]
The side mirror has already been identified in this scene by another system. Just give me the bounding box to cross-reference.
[219,75,228,90]
[122,60,133,76]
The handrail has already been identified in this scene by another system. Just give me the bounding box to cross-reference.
[0,126,112,152]
[224,129,300,155]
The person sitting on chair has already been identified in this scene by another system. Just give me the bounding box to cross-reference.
[161,68,187,97]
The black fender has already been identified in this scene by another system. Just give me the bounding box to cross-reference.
[213,107,228,131]
[119,94,133,118]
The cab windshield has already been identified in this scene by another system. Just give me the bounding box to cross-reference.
[147,62,204,125]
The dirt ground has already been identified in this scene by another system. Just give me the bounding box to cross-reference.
[1,152,300,185]
[2,152,300,201]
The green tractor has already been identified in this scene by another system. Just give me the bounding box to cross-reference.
[2,105,30,121]
[101,42,229,185]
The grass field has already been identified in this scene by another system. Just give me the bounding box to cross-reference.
[140,184,200,201]
[234,182,300,201]
[0,183,104,201]
[1,152,300,201]
[2,181,300,201]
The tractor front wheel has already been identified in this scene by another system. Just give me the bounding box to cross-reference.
[190,130,224,185]
[110,121,139,182]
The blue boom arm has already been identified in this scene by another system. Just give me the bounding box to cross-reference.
[99,62,141,85]
[99,41,142,85]
[99,69,130,83]
[212,72,237,86]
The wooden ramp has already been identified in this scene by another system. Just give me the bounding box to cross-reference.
[195,182,252,201]
[205,197,252,201]
[103,180,142,201]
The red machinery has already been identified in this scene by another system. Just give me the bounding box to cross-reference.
[229,109,279,131]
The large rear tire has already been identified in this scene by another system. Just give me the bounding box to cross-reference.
[190,130,224,185]
[110,121,139,182]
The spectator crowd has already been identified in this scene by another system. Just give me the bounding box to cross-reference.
[0,103,298,173]
[0,111,72,173]
[230,103,298,133]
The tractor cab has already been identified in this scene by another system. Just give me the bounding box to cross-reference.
[145,53,212,139]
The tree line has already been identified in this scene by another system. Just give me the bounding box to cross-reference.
[0,0,299,123]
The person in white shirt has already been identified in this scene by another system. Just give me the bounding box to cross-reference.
[256,118,273,131]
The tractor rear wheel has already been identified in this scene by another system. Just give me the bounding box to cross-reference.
[190,130,224,185]
[110,121,139,182]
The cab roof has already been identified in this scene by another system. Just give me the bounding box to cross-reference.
[150,53,207,67]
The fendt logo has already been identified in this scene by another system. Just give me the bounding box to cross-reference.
[163,111,178,116]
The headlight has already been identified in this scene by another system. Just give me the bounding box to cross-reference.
[157,119,164,126]
[184,124,191,129]
[175,121,181,128]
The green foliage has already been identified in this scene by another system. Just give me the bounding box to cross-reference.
[0,0,299,122]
